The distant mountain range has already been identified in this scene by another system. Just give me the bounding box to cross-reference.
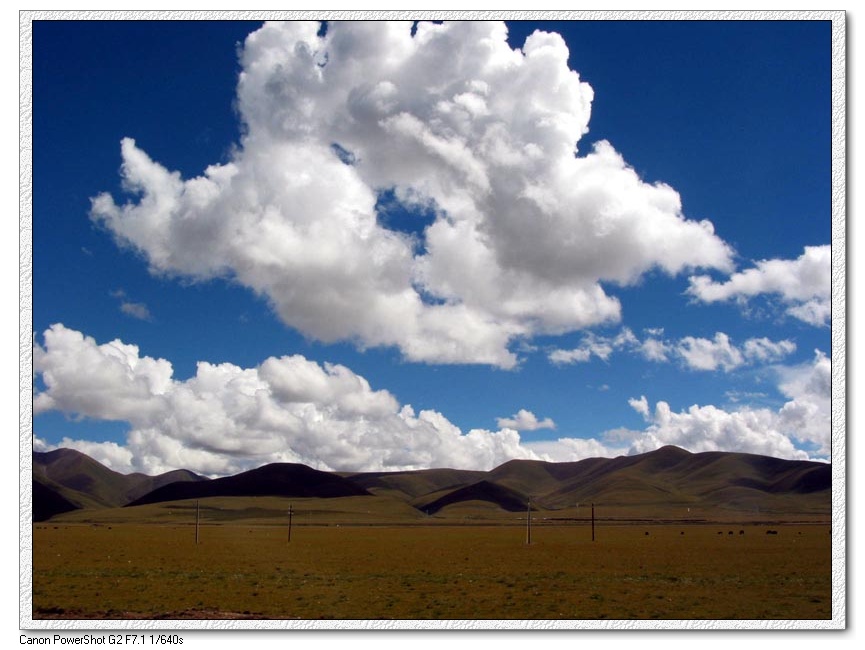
[32,445,831,522]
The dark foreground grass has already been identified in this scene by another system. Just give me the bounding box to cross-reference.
[31,522,832,620]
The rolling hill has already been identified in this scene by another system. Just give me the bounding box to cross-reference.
[32,445,832,521]
[32,448,206,520]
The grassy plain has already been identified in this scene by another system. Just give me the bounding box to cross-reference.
[31,497,832,621]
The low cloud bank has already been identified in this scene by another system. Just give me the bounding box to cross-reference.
[34,325,829,476]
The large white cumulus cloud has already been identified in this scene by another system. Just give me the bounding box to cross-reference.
[91,21,733,368]
[33,324,541,476]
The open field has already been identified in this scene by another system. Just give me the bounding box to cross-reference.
[31,498,832,621]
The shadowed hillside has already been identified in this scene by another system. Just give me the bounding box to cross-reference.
[415,480,531,515]
[32,479,80,522]
[127,462,371,506]
[343,467,487,501]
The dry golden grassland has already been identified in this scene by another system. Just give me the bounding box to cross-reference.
[32,504,832,621]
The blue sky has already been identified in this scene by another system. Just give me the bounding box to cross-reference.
[30,18,835,476]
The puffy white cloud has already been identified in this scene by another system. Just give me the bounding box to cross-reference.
[629,395,651,420]
[741,337,798,363]
[776,350,832,455]
[548,347,592,365]
[33,324,547,476]
[628,400,810,460]
[34,324,173,422]
[676,332,743,372]
[551,349,831,463]
[496,408,556,431]
[549,328,795,372]
[687,245,831,326]
[91,21,733,369]
[525,436,629,463]
[786,300,831,327]
[638,336,672,362]
[549,327,637,365]
[625,350,830,460]
[676,332,796,371]
[34,325,829,474]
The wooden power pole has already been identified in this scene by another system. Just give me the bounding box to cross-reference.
[525,498,532,545]
[195,499,200,545]
[591,503,595,542]
[287,504,293,543]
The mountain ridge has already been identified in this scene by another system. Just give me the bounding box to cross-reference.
[31,445,831,521]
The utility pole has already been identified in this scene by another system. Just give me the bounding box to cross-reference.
[591,503,595,542]
[525,498,532,545]
[287,504,293,543]
[195,500,200,545]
